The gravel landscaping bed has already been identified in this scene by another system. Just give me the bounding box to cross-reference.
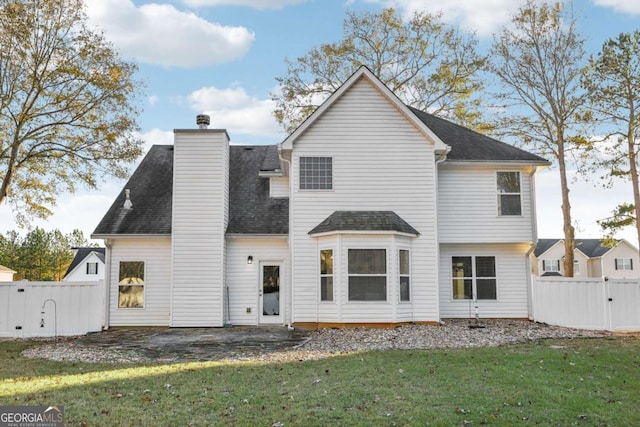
[20,319,609,364]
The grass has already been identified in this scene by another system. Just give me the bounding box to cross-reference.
[1,337,639,426]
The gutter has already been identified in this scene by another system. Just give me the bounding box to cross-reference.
[527,166,539,320]
[277,145,295,330]
[103,239,112,330]
[434,147,450,323]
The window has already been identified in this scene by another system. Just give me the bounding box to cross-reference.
[615,258,633,270]
[86,262,98,275]
[300,157,332,190]
[452,256,497,300]
[399,250,410,302]
[497,171,522,216]
[118,261,144,308]
[320,249,333,301]
[348,249,386,301]
[574,260,580,275]
[542,259,560,272]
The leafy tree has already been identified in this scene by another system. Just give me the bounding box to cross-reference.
[0,228,93,280]
[272,8,486,134]
[489,1,587,276]
[581,31,640,253]
[0,0,145,226]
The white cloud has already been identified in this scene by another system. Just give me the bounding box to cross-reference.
[148,95,159,106]
[592,0,640,14]
[182,0,308,9]
[187,85,284,138]
[85,0,255,67]
[365,0,527,37]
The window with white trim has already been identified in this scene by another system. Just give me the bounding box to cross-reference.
[574,260,580,275]
[615,258,633,270]
[300,157,332,190]
[497,171,522,216]
[118,261,144,308]
[399,250,410,302]
[86,262,98,275]
[348,249,386,301]
[542,259,561,273]
[452,256,497,300]
[320,249,333,301]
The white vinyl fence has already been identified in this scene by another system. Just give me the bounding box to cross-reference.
[0,280,105,338]
[532,277,640,332]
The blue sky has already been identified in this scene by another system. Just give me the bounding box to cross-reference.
[1,0,640,245]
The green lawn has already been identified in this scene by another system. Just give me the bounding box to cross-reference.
[1,337,639,426]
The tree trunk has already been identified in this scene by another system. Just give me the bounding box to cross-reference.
[628,130,640,260]
[558,142,575,277]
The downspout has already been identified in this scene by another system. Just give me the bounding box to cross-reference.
[434,147,450,324]
[103,239,112,330]
[527,166,539,320]
[278,145,294,330]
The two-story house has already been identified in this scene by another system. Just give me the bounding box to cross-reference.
[93,67,549,328]
[534,238,640,279]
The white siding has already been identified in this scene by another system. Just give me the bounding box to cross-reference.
[270,176,289,198]
[602,241,640,279]
[172,129,229,327]
[109,238,171,326]
[438,164,536,243]
[290,77,440,324]
[64,252,105,282]
[439,243,531,318]
[226,238,288,325]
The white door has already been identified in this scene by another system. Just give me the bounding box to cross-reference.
[259,263,283,324]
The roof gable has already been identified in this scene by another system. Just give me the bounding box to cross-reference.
[535,238,637,259]
[281,66,449,153]
[64,247,105,278]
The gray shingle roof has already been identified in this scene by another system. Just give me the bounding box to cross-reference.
[93,145,174,235]
[93,144,288,236]
[64,247,105,278]
[535,238,618,258]
[409,107,549,163]
[227,146,288,234]
[309,211,419,236]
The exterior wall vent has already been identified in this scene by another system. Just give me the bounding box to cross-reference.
[123,189,133,209]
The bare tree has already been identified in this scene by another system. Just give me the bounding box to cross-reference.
[489,1,587,276]
[272,8,486,134]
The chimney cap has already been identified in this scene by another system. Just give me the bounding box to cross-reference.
[196,114,210,129]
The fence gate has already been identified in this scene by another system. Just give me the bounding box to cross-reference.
[608,280,640,332]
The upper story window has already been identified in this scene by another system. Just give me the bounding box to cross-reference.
[497,171,521,216]
[542,259,560,273]
[615,258,633,270]
[86,262,98,275]
[300,157,332,190]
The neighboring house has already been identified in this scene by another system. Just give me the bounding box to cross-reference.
[534,238,640,279]
[93,66,549,328]
[63,248,106,282]
[0,264,16,281]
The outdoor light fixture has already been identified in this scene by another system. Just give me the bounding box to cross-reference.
[247,256,253,264]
